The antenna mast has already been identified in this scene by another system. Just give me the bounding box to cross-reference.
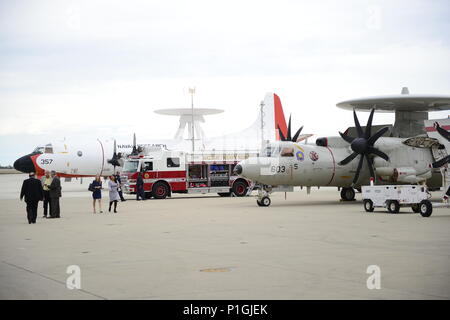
[189,87,196,152]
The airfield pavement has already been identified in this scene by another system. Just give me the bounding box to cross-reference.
[0,173,449,300]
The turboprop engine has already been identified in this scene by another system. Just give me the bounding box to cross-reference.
[375,166,432,184]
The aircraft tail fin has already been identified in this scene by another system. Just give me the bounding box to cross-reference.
[273,93,288,141]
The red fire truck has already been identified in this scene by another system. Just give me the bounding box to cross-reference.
[120,149,257,199]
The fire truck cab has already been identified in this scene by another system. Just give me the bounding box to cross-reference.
[120,148,255,199]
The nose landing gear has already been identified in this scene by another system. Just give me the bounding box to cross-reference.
[256,185,272,207]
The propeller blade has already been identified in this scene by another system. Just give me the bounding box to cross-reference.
[365,154,375,179]
[287,115,292,141]
[368,146,389,162]
[339,131,355,144]
[365,108,375,139]
[339,152,358,165]
[277,125,286,141]
[353,109,363,137]
[113,139,117,155]
[432,155,450,168]
[352,155,364,185]
[292,126,304,142]
[368,126,389,145]
[132,133,137,154]
[435,122,450,141]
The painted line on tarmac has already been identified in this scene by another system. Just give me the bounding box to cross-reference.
[1,260,107,300]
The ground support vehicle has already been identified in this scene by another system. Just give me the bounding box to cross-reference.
[361,184,443,217]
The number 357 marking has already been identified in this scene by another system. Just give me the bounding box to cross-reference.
[40,159,53,165]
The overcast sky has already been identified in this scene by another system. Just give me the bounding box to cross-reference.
[1,0,449,165]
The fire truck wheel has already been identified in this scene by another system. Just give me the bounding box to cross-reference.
[340,187,355,201]
[411,203,420,213]
[218,192,232,197]
[387,200,400,214]
[152,182,169,199]
[419,200,433,217]
[363,199,374,212]
[232,180,248,197]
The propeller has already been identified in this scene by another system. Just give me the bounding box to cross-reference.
[338,109,390,185]
[432,122,450,168]
[107,139,122,172]
[277,114,304,142]
[131,133,139,156]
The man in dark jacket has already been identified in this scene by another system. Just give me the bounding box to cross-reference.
[136,172,145,201]
[20,172,44,224]
[48,170,62,218]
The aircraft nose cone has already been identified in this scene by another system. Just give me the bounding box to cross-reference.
[234,164,243,175]
[13,155,35,173]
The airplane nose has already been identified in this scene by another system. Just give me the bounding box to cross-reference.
[13,155,35,173]
[234,164,243,175]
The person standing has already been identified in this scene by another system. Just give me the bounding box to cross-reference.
[115,173,126,202]
[91,175,103,213]
[108,175,120,213]
[40,171,52,218]
[48,170,62,218]
[20,172,44,224]
[136,172,145,201]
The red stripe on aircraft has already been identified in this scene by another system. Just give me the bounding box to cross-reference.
[425,125,450,132]
[326,146,336,186]
[30,154,45,177]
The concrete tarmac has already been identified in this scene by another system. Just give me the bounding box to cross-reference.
[1,174,449,299]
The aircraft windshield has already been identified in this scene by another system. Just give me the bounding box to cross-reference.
[44,143,53,154]
[122,160,139,173]
[262,145,281,157]
[32,146,44,154]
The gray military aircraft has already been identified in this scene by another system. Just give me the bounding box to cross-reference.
[234,109,450,207]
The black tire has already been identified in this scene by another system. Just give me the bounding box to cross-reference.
[340,187,355,201]
[419,200,433,217]
[259,196,271,207]
[411,203,420,213]
[218,192,232,197]
[145,192,153,199]
[363,199,374,212]
[232,180,248,197]
[152,182,169,199]
[256,199,263,206]
[387,200,400,214]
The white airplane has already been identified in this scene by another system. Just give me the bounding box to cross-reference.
[234,107,450,207]
[13,93,290,178]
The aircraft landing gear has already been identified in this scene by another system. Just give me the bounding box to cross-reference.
[256,185,272,207]
[340,187,356,201]
[257,196,271,207]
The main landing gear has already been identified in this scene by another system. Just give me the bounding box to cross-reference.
[256,185,272,207]
[340,187,356,201]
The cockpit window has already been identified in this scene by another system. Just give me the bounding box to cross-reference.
[263,146,281,157]
[32,146,44,154]
[44,143,53,154]
[281,147,294,157]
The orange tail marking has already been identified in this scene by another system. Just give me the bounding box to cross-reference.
[274,93,287,140]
